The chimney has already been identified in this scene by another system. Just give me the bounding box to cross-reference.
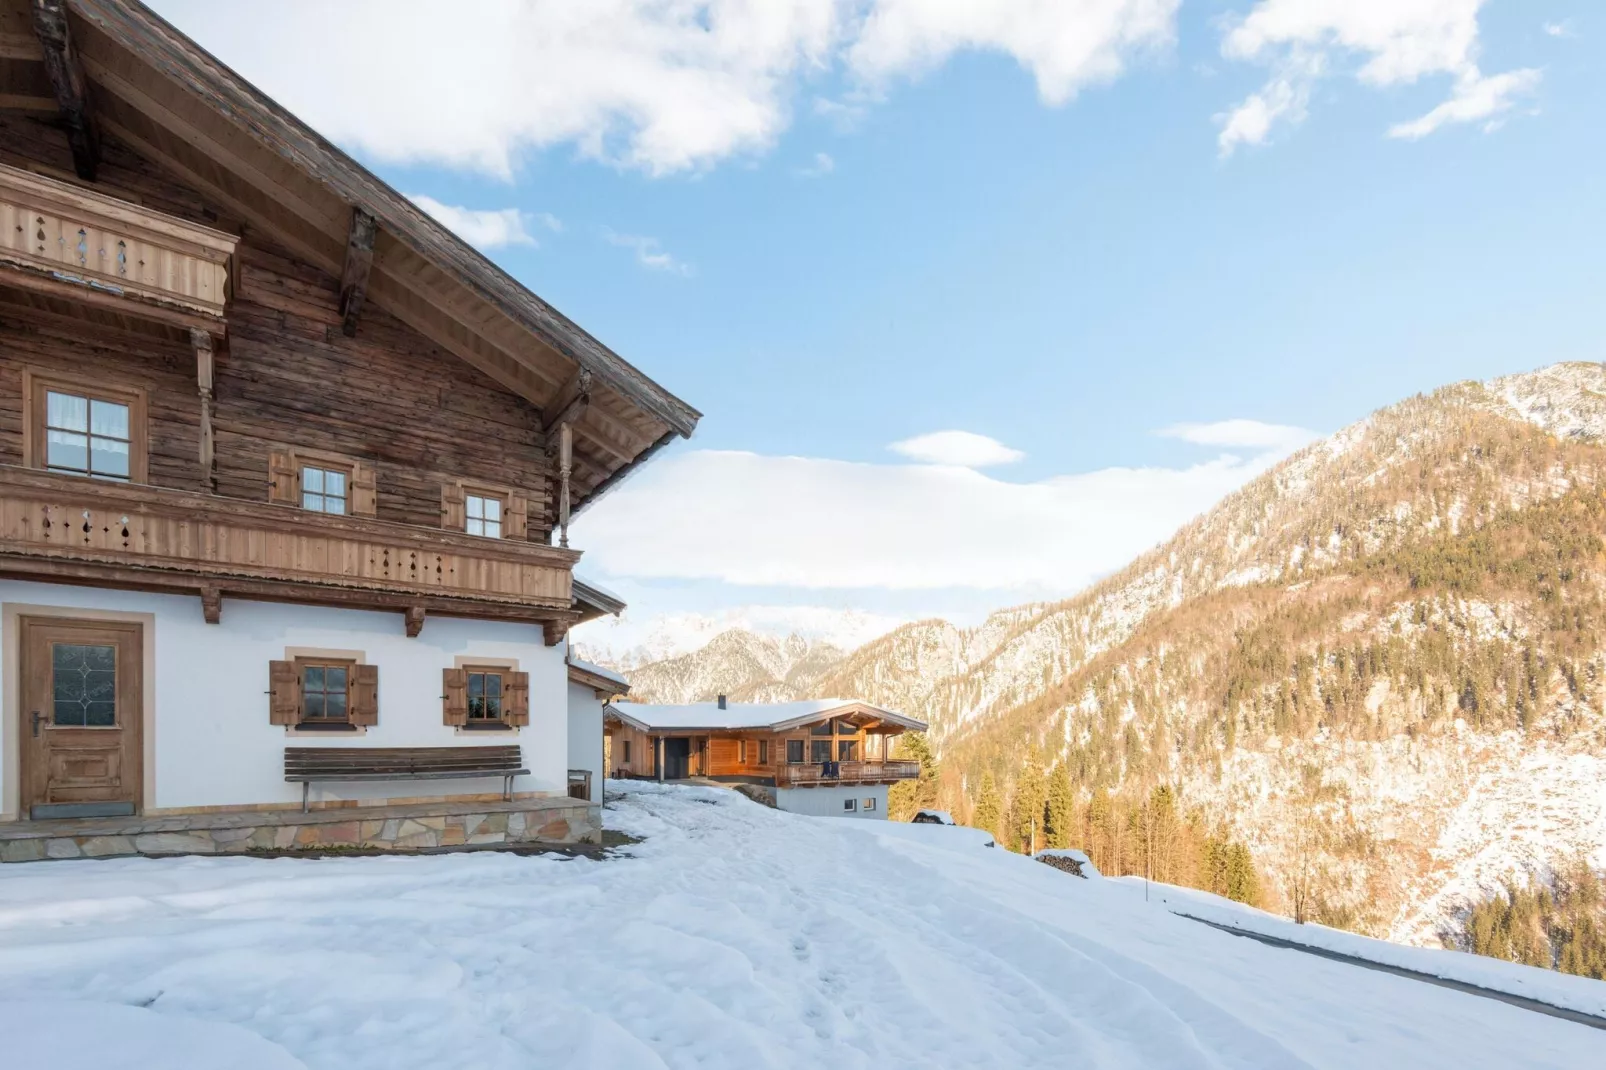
[717,694,727,710]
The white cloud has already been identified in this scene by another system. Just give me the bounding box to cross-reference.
[1387,67,1542,140]
[848,0,1179,105]
[798,151,836,178]
[889,430,1025,468]
[1218,0,1540,152]
[575,432,1310,593]
[602,229,692,275]
[1542,21,1574,39]
[152,0,1182,178]
[406,195,541,250]
[1158,418,1319,453]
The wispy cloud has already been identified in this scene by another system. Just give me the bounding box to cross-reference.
[889,430,1023,468]
[1157,418,1318,454]
[407,195,543,250]
[798,151,836,178]
[1542,21,1574,39]
[602,228,692,276]
[1218,0,1541,154]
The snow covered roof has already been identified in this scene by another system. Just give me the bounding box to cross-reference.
[572,576,627,622]
[608,698,926,734]
[567,656,629,696]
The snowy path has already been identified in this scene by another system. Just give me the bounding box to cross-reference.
[0,781,1600,1069]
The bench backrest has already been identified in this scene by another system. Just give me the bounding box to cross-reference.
[285,746,523,777]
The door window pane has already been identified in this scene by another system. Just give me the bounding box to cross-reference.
[811,740,832,764]
[51,643,117,727]
[46,391,132,481]
[301,466,348,514]
[786,740,804,764]
[838,739,858,761]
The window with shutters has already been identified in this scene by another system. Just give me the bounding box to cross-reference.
[268,448,376,516]
[269,657,378,730]
[441,481,528,540]
[444,665,529,730]
[24,371,148,484]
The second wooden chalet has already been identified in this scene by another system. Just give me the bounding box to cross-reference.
[605,698,926,819]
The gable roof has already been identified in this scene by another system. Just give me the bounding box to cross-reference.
[608,699,927,734]
[0,0,698,510]
[567,656,629,698]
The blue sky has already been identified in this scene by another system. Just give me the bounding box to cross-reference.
[156,1,1604,657]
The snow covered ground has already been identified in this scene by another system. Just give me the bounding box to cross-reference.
[1,781,1602,1068]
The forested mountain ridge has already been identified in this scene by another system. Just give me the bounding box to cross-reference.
[613,363,1606,965]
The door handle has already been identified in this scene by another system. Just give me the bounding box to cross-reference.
[30,711,45,737]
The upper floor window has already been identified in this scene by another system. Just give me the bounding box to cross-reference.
[25,372,147,484]
[301,465,348,514]
[46,391,131,480]
[466,493,502,538]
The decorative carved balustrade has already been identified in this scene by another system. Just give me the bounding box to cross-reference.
[775,760,921,787]
[0,467,577,629]
[0,162,236,325]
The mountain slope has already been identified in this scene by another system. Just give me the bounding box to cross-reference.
[618,363,1606,956]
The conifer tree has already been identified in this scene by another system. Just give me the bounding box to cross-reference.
[888,732,940,821]
[1006,753,1048,854]
[1045,763,1076,850]
[972,772,1001,840]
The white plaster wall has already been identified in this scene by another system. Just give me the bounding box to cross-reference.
[0,581,567,814]
[776,783,888,820]
[566,681,603,803]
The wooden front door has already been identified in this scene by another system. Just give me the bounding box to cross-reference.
[20,617,143,819]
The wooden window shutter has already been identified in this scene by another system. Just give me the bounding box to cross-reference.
[441,482,466,530]
[505,493,529,540]
[268,450,299,504]
[442,667,468,726]
[269,659,300,725]
[351,461,378,516]
[351,664,379,726]
[506,671,530,726]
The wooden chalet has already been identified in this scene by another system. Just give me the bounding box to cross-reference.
[0,0,698,861]
[605,698,925,819]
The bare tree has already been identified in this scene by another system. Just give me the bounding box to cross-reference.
[1288,761,1339,924]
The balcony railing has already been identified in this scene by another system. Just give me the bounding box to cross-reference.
[775,760,921,787]
[0,466,576,624]
[0,161,236,323]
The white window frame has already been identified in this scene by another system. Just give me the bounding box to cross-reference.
[465,492,504,538]
[863,797,876,812]
[843,798,857,813]
[301,464,349,514]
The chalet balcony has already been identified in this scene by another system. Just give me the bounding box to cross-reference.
[0,162,236,333]
[775,760,921,787]
[0,466,577,633]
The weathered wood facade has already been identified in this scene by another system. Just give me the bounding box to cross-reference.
[0,0,698,638]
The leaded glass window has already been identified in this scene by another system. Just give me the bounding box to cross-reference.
[467,670,504,720]
[45,391,131,481]
[301,466,348,514]
[52,643,117,726]
[301,663,349,721]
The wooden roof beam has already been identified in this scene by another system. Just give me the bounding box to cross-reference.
[30,0,99,181]
[338,207,375,337]
[541,367,590,433]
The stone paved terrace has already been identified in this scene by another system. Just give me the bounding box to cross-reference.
[0,796,599,863]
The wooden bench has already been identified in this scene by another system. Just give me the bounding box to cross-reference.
[285,746,527,812]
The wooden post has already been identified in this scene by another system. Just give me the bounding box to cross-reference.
[338,208,376,337]
[656,736,664,783]
[191,329,215,492]
[558,421,572,548]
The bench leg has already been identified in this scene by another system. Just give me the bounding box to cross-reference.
[503,775,512,802]
[302,781,310,814]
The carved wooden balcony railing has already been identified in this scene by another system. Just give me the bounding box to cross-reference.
[0,467,578,633]
[775,760,921,787]
[0,162,236,328]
